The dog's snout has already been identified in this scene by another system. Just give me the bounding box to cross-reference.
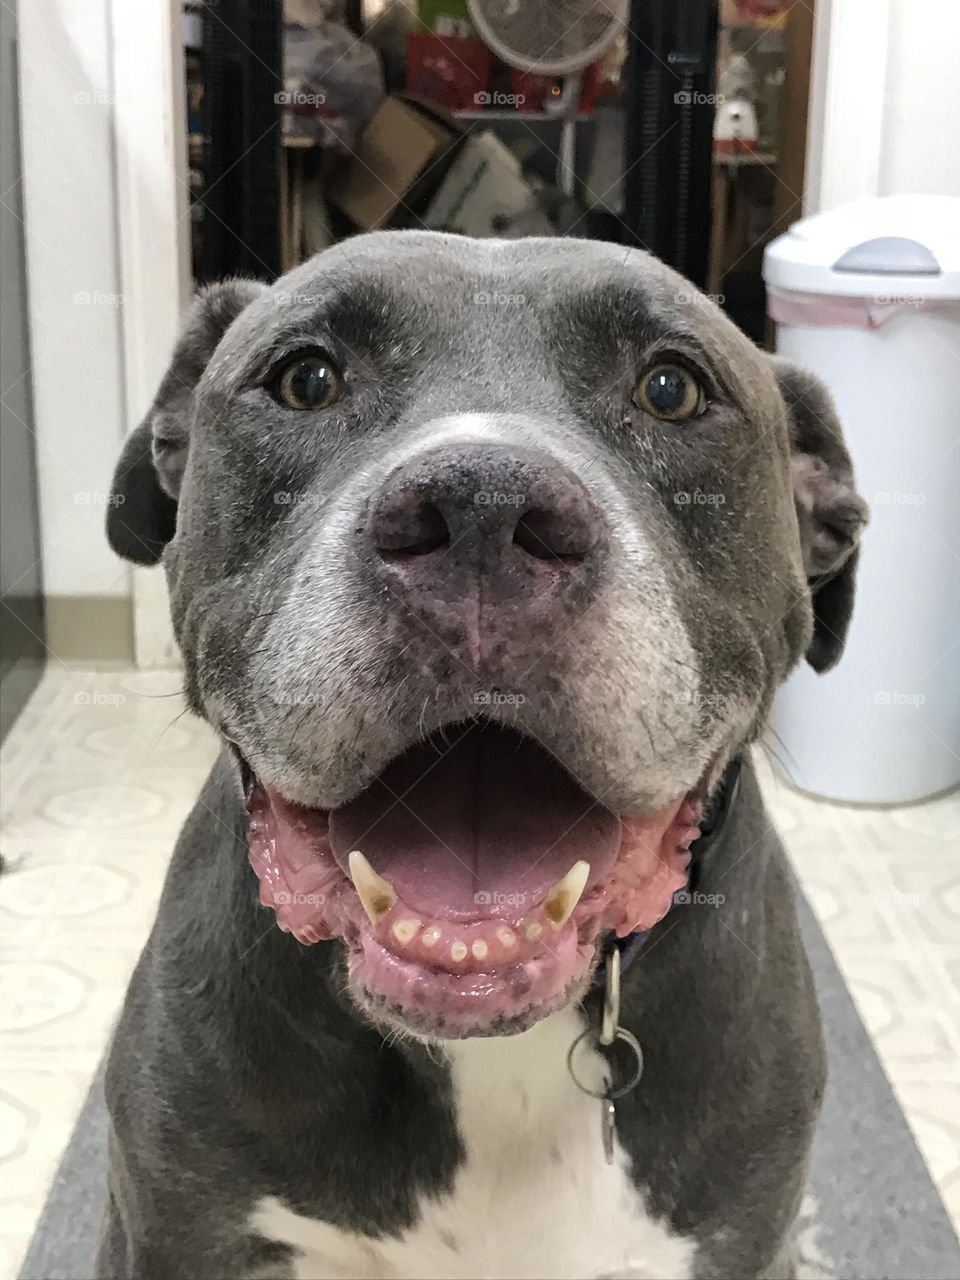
[366,443,605,625]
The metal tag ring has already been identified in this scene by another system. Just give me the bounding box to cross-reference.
[600,945,621,1046]
[566,1026,644,1101]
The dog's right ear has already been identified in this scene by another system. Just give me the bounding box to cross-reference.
[106,280,267,565]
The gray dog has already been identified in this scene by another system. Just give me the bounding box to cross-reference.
[101,232,866,1280]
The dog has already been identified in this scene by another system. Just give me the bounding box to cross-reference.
[100,232,866,1280]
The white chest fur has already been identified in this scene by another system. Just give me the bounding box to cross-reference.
[251,1009,695,1280]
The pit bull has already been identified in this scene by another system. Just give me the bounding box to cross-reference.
[100,232,866,1279]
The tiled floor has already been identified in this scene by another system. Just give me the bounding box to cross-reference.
[0,668,958,1278]
[753,750,960,1225]
[0,668,219,1280]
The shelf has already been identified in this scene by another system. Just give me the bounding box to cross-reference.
[713,150,778,167]
[452,110,595,122]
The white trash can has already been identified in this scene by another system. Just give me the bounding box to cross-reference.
[764,194,960,804]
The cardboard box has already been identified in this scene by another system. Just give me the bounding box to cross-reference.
[330,95,462,232]
[424,131,542,237]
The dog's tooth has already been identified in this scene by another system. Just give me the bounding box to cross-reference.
[471,939,488,960]
[496,926,517,949]
[392,918,420,946]
[450,940,468,962]
[348,850,396,924]
[525,921,543,941]
[543,860,590,928]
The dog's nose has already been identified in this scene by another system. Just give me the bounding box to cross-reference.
[366,443,605,618]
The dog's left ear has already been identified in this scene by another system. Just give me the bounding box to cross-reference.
[106,280,267,565]
[771,357,869,673]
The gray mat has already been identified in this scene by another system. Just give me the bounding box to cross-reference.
[18,894,960,1280]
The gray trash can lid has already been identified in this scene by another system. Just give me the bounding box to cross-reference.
[763,194,960,299]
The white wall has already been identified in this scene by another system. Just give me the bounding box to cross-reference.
[18,0,129,599]
[109,0,190,665]
[880,0,960,197]
[19,0,188,668]
[806,0,960,213]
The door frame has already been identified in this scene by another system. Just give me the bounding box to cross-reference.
[111,0,191,666]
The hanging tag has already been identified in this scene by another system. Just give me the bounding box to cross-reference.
[601,1098,617,1163]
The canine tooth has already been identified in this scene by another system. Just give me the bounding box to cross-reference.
[348,850,396,923]
[525,921,543,941]
[422,926,441,948]
[471,939,488,960]
[450,940,468,961]
[496,926,517,949]
[392,918,420,945]
[544,860,590,928]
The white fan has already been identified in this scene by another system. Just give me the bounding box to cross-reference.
[466,0,627,196]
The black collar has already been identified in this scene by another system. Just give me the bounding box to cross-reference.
[685,753,743,894]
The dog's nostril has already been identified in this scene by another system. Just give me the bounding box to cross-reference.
[513,510,591,562]
[377,500,450,558]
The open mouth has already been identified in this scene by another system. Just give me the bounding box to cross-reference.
[245,721,702,1037]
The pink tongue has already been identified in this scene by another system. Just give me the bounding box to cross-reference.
[329,722,621,922]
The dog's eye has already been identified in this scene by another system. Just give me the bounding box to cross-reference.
[634,363,705,422]
[273,353,342,411]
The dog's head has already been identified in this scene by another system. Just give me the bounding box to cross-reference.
[108,233,866,1038]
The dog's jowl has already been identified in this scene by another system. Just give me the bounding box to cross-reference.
[100,233,866,1280]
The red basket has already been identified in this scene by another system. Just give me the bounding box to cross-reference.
[406,34,492,112]
[578,62,604,113]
